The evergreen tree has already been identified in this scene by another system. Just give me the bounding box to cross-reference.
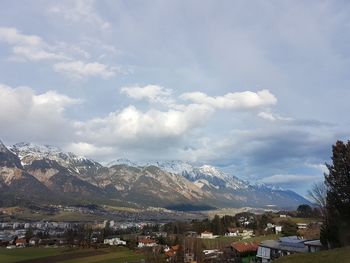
[322,140,350,248]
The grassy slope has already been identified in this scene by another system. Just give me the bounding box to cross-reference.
[275,246,350,263]
[63,247,144,263]
[0,247,66,262]
[0,247,144,263]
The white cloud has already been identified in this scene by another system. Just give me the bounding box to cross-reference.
[259,174,323,184]
[0,27,66,62]
[0,27,42,46]
[53,60,118,79]
[48,0,110,30]
[0,27,122,80]
[180,89,277,110]
[305,163,328,174]
[12,46,67,61]
[65,142,114,157]
[120,85,173,104]
[74,104,213,146]
[258,111,293,121]
[0,84,79,142]
[33,90,81,112]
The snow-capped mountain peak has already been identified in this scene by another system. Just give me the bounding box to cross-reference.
[198,164,226,179]
[8,142,101,175]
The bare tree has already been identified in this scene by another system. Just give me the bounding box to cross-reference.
[307,181,327,216]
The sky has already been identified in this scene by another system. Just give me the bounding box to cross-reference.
[0,0,349,195]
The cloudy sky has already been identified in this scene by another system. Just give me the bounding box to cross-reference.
[0,0,349,195]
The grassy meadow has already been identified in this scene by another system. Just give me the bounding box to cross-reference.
[0,247,144,263]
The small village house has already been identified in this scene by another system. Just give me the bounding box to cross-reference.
[15,238,27,248]
[200,231,216,239]
[138,238,157,248]
[231,241,259,262]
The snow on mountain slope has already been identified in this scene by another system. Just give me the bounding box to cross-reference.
[112,159,249,190]
[5,142,311,209]
[9,142,102,176]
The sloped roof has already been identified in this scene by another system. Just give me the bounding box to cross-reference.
[231,242,258,253]
[16,239,27,244]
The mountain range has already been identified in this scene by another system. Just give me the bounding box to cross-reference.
[0,141,310,210]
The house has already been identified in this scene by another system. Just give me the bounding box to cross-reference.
[103,236,126,246]
[256,236,308,262]
[225,227,240,236]
[231,241,259,261]
[297,223,308,229]
[15,238,27,248]
[200,231,213,239]
[241,229,254,239]
[29,237,40,246]
[304,240,323,253]
[275,225,282,234]
[200,231,218,239]
[164,245,180,261]
[138,238,157,248]
[184,252,195,263]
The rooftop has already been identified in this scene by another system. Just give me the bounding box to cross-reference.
[232,242,259,253]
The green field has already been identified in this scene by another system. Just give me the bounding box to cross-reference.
[0,247,144,263]
[0,207,109,222]
[275,246,350,263]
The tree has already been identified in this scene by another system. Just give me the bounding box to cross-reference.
[281,221,298,236]
[322,140,350,248]
[307,182,327,217]
[297,204,313,218]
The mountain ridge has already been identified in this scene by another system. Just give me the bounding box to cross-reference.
[0,141,311,210]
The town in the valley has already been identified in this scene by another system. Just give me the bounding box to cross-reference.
[0,204,324,262]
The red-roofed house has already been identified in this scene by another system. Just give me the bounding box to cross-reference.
[15,238,27,248]
[231,241,258,259]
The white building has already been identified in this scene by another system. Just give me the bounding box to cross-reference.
[138,239,157,248]
[103,236,126,246]
[297,223,308,229]
[275,225,282,234]
[200,231,216,239]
